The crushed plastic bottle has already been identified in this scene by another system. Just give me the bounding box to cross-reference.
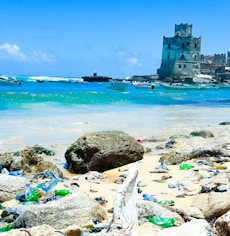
[176,183,185,197]
[9,170,24,176]
[142,193,158,202]
[55,189,70,196]
[148,217,175,228]
[179,164,194,170]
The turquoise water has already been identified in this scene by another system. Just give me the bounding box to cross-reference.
[1,75,230,112]
[1,75,230,150]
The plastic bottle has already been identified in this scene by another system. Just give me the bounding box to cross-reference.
[25,183,44,202]
[176,183,185,197]
[1,168,9,175]
[24,183,32,199]
[215,165,227,170]
[148,217,175,228]
[9,170,24,176]
[0,224,13,232]
[142,193,158,202]
[55,189,70,196]
[25,191,40,202]
[42,178,58,192]
[179,164,194,170]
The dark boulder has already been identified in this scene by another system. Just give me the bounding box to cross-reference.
[65,130,144,173]
[219,121,230,125]
[190,130,214,138]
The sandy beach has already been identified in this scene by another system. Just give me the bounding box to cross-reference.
[1,105,230,234]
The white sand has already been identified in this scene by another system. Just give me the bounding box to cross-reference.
[1,105,230,234]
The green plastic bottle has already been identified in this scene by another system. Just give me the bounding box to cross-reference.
[55,190,70,196]
[148,217,175,228]
[25,183,44,202]
[179,164,194,170]
[25,190,40,202]
[0,224,13,232]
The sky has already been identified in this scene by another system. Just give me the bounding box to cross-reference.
[0,0,229,78]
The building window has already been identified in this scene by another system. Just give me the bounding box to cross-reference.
[178,64,181,68]
[181,54,185,59]
[195,43,197,49]
[182,43,185,50]
[194,55,197,61]
[167,54,170,59]
[183,64,186,68]
[168,44,170,50]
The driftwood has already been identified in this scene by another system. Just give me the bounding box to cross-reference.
[103,165,139,236]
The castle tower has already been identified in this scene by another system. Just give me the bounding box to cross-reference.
[158,23,201,82]
[227,51,230,66]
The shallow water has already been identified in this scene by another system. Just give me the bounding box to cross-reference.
[1,77,230,150]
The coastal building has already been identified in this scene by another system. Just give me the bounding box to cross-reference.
[157,23,201,82]
[200,52,230,81]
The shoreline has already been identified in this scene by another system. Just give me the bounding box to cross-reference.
[1,105,230,152]
[0,105,230,234]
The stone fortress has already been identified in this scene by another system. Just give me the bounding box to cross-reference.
[157,23,230,83]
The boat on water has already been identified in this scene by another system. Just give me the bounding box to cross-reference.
[159,82,219,90]
[82,72,112,82]
[0,76,22,86]
[107,79,129,90]
[132,81,155,89]
[218,82,230,89]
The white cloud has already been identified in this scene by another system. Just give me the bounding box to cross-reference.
[126,57,139,65]
[0,43,54,64]
[0,43,26,60]
[32,50,54,63]
[116,49,142,67]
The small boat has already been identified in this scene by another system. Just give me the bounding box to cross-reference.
[0,76,22,86]
[82,72,112,82]
[132,81,155,89]
[107,79,128,90]
[160,82,218,90]
[218,82,230,89]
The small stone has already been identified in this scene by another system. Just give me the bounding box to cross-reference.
[161,173,172,180]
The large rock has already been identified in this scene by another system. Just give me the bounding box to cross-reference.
[213,210,230,236]
[153,219,212,236]
[0,174,26,202]
[137,201,184,225]
[65,131,144,173]
[190,130,214,138]
[1,224,87,236]
[0,224,63,236]
[192,192,230,219]
[13,189,107,230]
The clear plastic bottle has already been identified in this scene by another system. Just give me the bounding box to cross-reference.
[42,178,58,192]
[142,193,158,202]
[1,168,9,175]
[24,183,32,198]
[176,183,185,197]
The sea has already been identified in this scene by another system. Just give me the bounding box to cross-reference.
[1,75,230,151]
